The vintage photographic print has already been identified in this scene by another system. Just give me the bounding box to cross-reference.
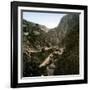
[22,11,79,77]
[11,1,87,88]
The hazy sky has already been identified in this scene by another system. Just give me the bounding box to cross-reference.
[23,12,66,29]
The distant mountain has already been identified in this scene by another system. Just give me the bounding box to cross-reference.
[39,25,49,32]
[45,14,79,47]
[49,14,79,47]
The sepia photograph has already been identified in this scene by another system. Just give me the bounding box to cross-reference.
[22,11,79,77]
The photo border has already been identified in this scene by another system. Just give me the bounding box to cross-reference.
[11,1,88,88]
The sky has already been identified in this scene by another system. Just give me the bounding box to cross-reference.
[23,11,66,29]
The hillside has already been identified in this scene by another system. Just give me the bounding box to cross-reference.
[54,14,79,75]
